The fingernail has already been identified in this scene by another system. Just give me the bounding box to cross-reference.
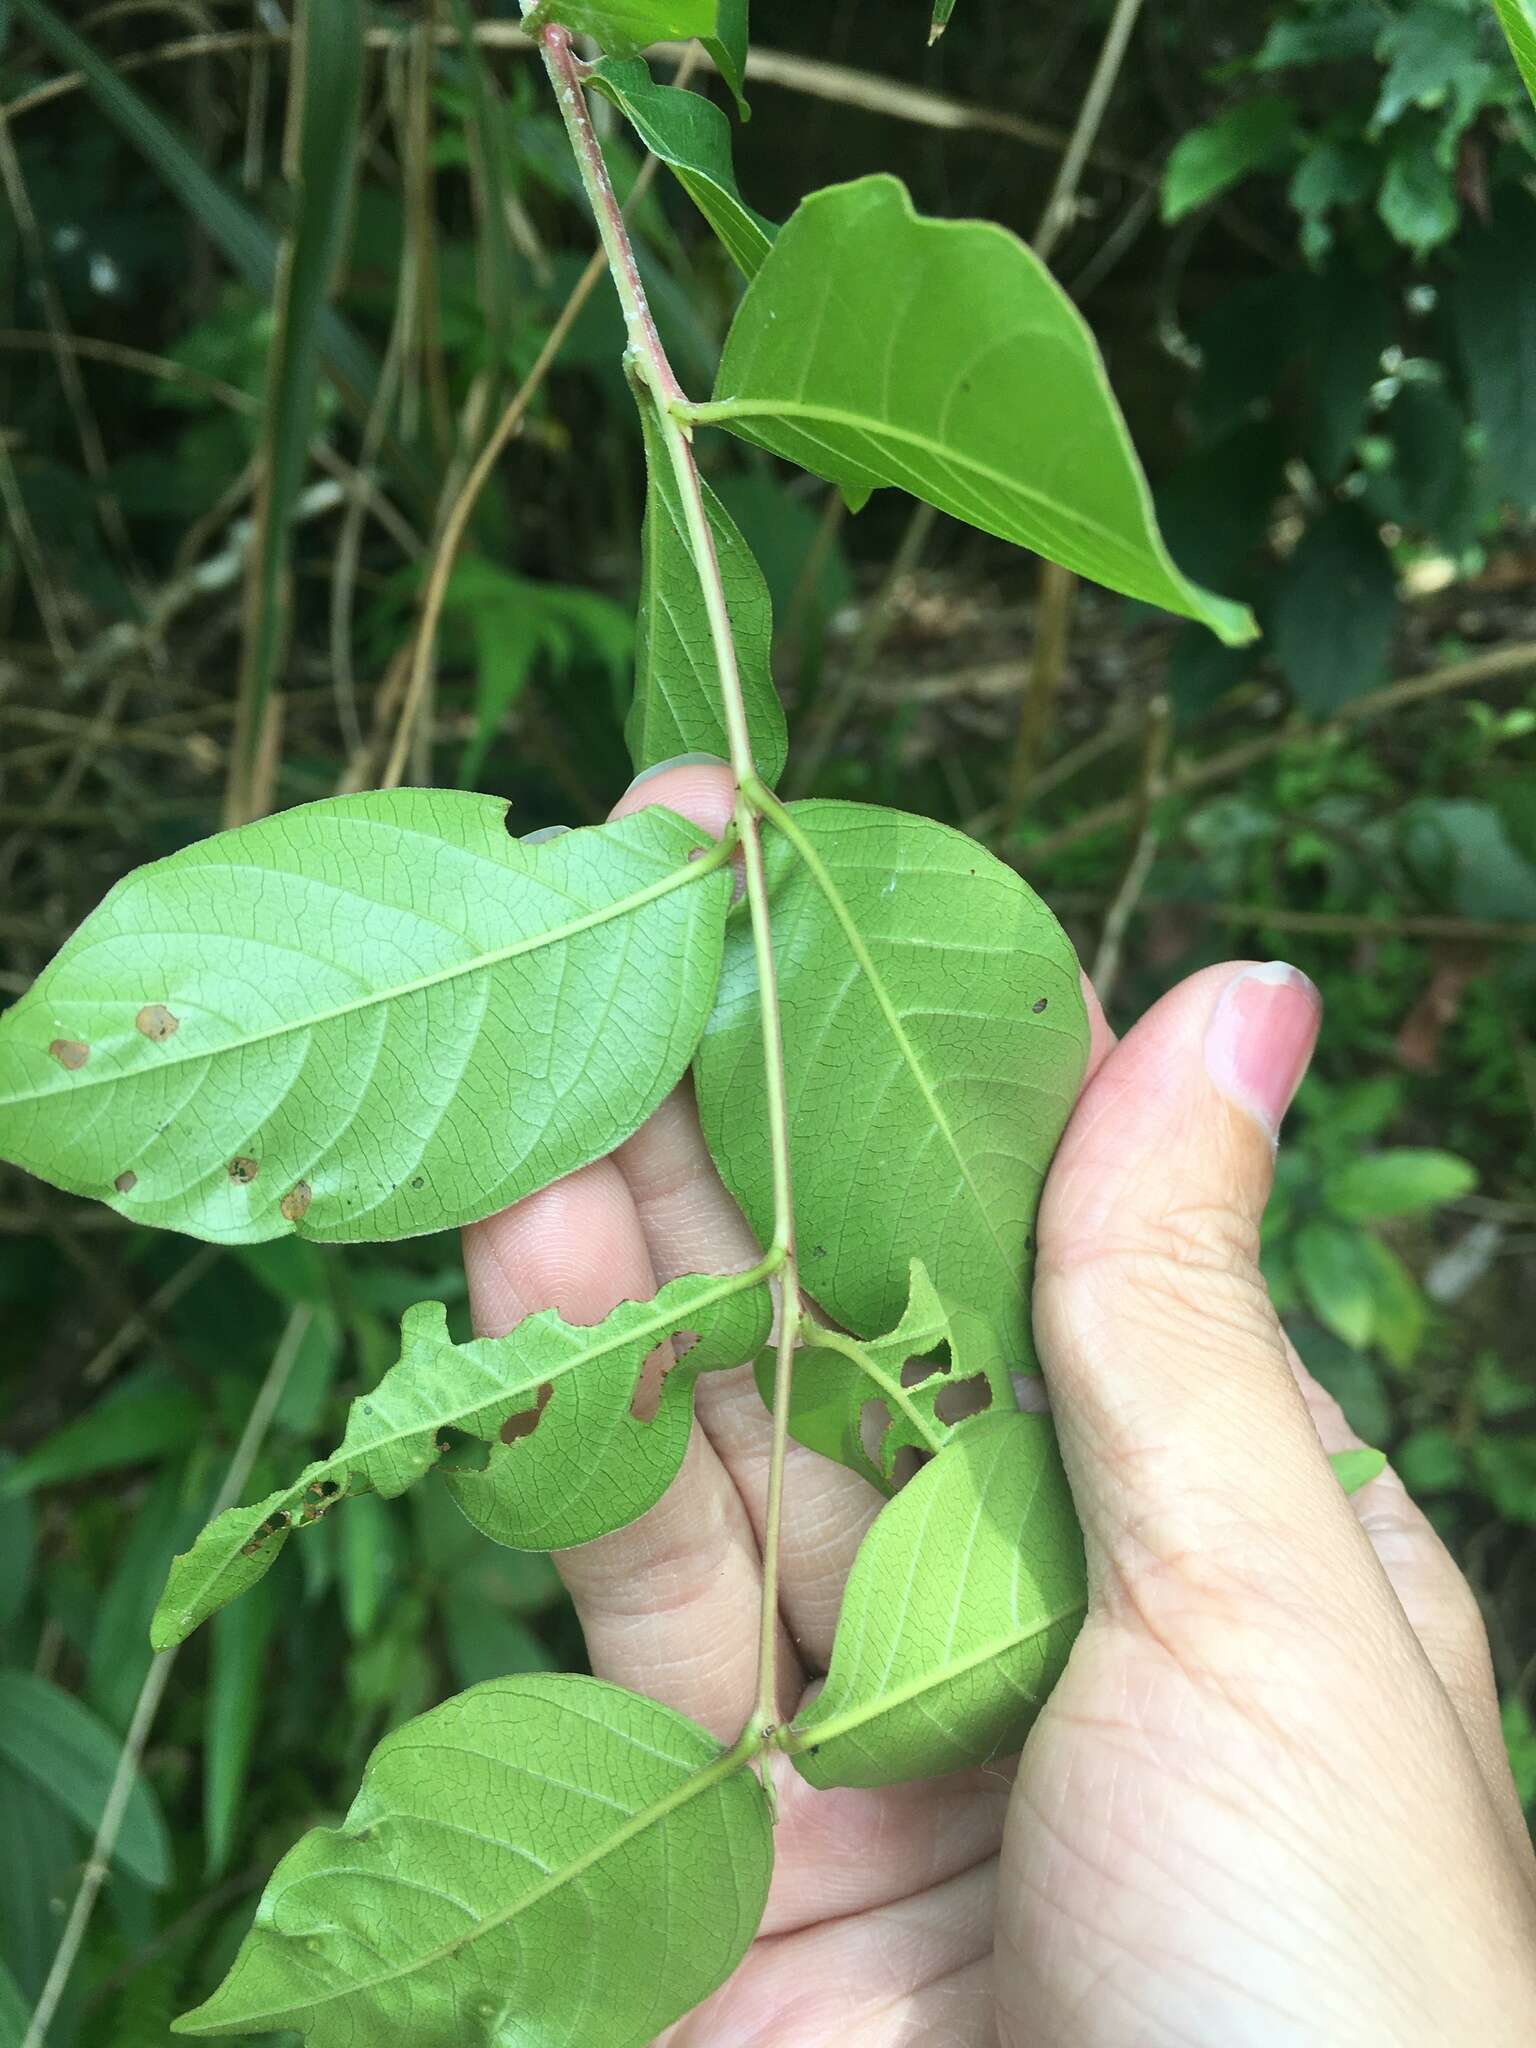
[624,751,729,794]
[1204,961,1322,1141]
[520,824,571,846]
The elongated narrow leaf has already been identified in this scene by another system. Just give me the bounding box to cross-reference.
[528,0,718,57]
[761,1257,1016,1494]
[627,392,786,783]
[175,1674,773,2044]
[1493,0,1536,106]
[205,1577,278,1880]
[0,1672,172,1889]
[447,0,517,364]
[702,0,749,116]
[787,1413,1086,1788]
[0,792,729,1245]
[588,58,773,276]
[0,1955,29,2048]
[695,800,1088,1359]
[687,176,1255,644]
[8,0,380,411]
[152,1270,769,1647]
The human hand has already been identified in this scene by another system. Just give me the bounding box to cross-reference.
[463,762,1536,2047]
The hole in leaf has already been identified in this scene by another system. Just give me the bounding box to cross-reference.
[1033,997,1049,1014]
[49,1039,89,1070]
[503,803,517,835]
[934,1373,993,1426]
[280,1181,312,1223]
[437,1429,489,1472]
[500,1382,553,1444]
[113,1170,137,1195]
[901,1341,951,1388]
[227,1155,260,1184]
[859,1397,893,1467]
[630,1339,681,1424]
[135,1003,179,1041]
[890,1444,933,1489]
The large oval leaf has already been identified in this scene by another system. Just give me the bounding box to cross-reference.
[152,1269,772,1648]
[175,1674,773,2046]
[694,799,1088,1359]
[0,792,729,1245]
[786,1412,1086,1789]
[687,175,1255,645]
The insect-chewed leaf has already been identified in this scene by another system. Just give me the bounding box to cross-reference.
[151,1271,771,1648]
[627,391,786,785]
[786,1412,1086,1789]
[760,1257,1016,1495]
[588,58,772,276]
[688,175,1256,645]
[695,799,1088,1361]
[173,1673,773,2045]
[0,792,729,1245]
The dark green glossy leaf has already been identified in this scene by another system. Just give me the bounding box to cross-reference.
[627,391,786,783]
[175,1675,773,2045]
[0,793,729,1246]
[1269,504,1396,714]
[587,57,773,276]
[0,1671,171,1890]
[152,1270,770,1647]
[1450,189,1536,512]
[695,800,1088,1359]
[702,0,749,115]
[689,176,1255,644]
[787,1413,1085,1787]
[205,1575,278,1879]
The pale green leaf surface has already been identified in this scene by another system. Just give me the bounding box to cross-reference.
[1330,1447,1388,1494]
[175,1674,773,2045]
[588,58,772,273]
[1296,1218,1377,1351]
[1361,1238,1426,1369]
[0,1671,171,1889]
[1494,0,1536,106]
[152,1272,770,1647]
[1160,97,1297,222]
[0,793,728,1245]
[1326,1147,1477,1220]
[527,0,717,58]
[627,392,786,783]
[690,176,1255,644]
[787,1413,1085,1788]
[761,1258,1017,1494]
[695,801,1088,1359]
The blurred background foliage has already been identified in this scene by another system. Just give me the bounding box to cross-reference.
[1,1,1535,2040]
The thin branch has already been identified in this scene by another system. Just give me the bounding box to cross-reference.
[1032,0,1149,262]
[22,1306,314,2048]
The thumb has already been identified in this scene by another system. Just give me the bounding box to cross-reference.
[1035,960,1372,1616]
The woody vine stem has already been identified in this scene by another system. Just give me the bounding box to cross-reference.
[534,16,802,1740]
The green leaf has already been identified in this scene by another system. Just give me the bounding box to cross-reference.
[0,793,729,1245]
[1450,189,1536,512]
[1295,1218,1377,1351]
[1398,1424,1467,1494]
[174,1674,773,2044]
[527,0,719,59]
[1269,504,1397,714]
[587,58,773,276]
[786,1413,1085,1787]
[0,1671,171,1890]
[687,176,1256,645]
[1374,5,1492,131]
[695,800,1088,1359]
[1501,1696,1536,1809]
[7,0,381,413]
[1327,1148,1478,1221]
[762,1258,1017,1494]
[1494,0,1536,106]
[204,1575,278,1879]
[1255,7,1381,68]
[1160,97,1298,222]
[0,1455,33,1628]
[1,1369,201,1495]
[627,391,786,783]
[1330,1446,1387,1494]
[702,0,750,115]
[1378,136,1459,254]
[930,0,958,42]
[238,0,364,788]
[152,1270,770,1647]
[0,1955,29,2048]
[1361,1238,1428,1370]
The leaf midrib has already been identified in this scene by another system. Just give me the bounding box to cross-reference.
[2,841,725,1109]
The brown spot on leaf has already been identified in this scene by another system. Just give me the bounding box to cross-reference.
[280,1181,312,1223]
[135,1004,179,1042]
[500,1381,553,1443]
[113,1170,138,1195]
[228,1155,260,1184]
[49,1039,89,1070]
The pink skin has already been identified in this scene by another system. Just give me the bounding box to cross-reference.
[464,765,1536,2046]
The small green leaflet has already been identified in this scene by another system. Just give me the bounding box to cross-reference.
[175,1675,773,2045]
[151,1271,771,1648]
[586,57,773,277]
[627,390,786,783]
[1330,1447,1388,1494]
[786,1413,1086,1788]
[686,176,1256,645]
[1493,0,1536,106]
[526,0,718,58]
[695,800,1088,1360]
[0,793,729,1245]
[761,1258,1017,1495]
